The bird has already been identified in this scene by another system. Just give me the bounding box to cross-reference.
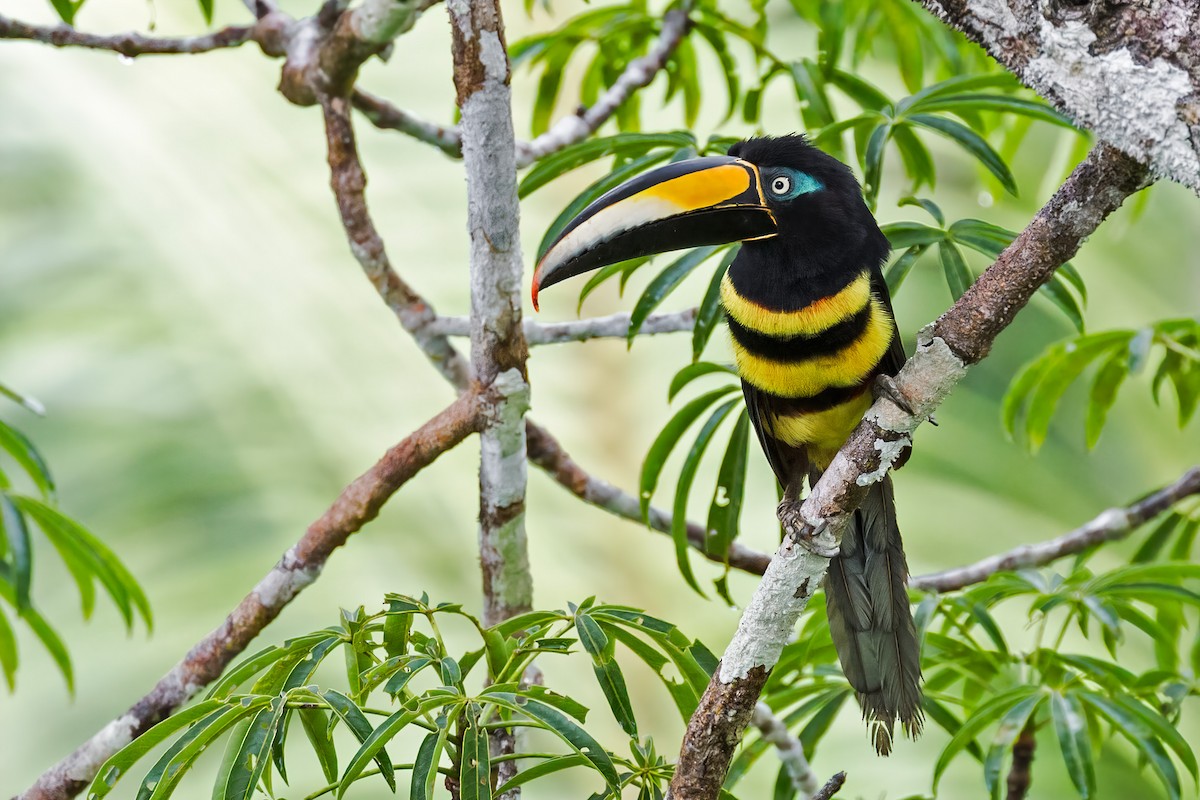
[530,134,922,755]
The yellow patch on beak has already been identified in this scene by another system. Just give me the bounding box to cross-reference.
[642,163,753,210]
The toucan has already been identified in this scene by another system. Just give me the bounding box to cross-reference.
[531,135,922,755]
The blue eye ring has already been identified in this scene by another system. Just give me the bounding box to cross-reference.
[763,167,823,200]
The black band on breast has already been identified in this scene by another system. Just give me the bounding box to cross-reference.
[725,304,871,363]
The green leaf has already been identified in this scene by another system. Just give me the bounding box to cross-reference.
[628,246,721,343]
[1,494,32,610]
[485,693,620,791]
[208,634,329,700]
[899,74,1019,112]
[862,121,890,206]
[892,126,936,190]
[982,693,1045,797]
[1040,272,1086,333]
[1078,691,1186,800]
[829,69,892,111]
[495,754,589,795]
[383,655,433,696]
[340,695,455,797]
[531,45,571,137]
[705,411,750,562]
[14,495,151,629]
[881,222,945,249]
[0,420,55,500]
[139,700,268,800]
[790,59,835,129]
[933,686,1041,789]
[0,582,72,692]
[0,381,45,416]
[198,0,214,25]
[669,362,738,402]
[671,399,740,594]
[88,700,230,798]
[592,658,638,736]
[639,386,740,520]
[884,245,926,296]
[1085,350,1128,448]
[798,688,850,759]
[913,94,1075,128]
[907,114,1017,195]
[519,132,693,198]
[299,707,338,784]
[212,696,287,800]
[323,690,396,793]
[460,708,492,800]
[938,240,973,300]
[693,247,738,360]
[1051,691,1095,798]
[0,604,16,691]
[47,0,78,25]
[411,722,450,800]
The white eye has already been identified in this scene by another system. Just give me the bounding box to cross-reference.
[770,175,792,195]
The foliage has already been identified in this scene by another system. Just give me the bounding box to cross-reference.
[89,594,716,800]
[1004,318,1200,452]
[0,385,150,694]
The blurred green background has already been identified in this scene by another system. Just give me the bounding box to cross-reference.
[1,0,1197,796]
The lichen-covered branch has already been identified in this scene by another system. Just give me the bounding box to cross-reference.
[667,144,1151,800]
[447,0,532,624]
[1005,719,1037,800]
[428,307,697,344]
[913,0,1199,190]
[913,465,1200,592]
[15,390,484,800]
[750,703,822,797]
[0,12,266,56]
[811,772,847,800]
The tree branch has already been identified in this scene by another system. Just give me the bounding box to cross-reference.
[448,0,533,635]
[912,0,1200,191]
[15,390,484,800]
[0,13,267,56]
[913,465,1200,592]
[810,772,847,800]
[667,143,1151,800]
[750,703,822,797]
[1005,719,1037,800]
[322,92,473,391]
[351,89,464,158]
[427,307,697,345]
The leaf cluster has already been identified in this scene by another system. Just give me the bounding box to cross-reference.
[90,594,718,800]
[0,389,150,694]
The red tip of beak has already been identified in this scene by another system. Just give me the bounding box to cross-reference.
[530,267,542,312]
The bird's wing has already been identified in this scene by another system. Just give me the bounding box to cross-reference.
[870,267,907,378]
[741,380,808,491]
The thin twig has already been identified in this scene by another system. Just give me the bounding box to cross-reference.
[667,143,1152,800]
[321,92,472,390]
[750,703,821,796]
[15,391,484,800]
[427,308,698,345]
[351,89,463,157]
[810,771,847,800]
[912,466,1200,592]
[0,13,262,56]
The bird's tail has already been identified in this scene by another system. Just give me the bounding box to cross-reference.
[823,474,923,755]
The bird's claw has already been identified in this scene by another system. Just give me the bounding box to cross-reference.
[872,374,916,417]
[777,501,840,559]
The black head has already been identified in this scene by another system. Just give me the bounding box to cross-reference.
[727,135,888,267]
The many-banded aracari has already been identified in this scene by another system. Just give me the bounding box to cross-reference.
[531,135,922,754]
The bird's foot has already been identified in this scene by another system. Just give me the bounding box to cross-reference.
[872,374,916,416]
[777,500,840,559]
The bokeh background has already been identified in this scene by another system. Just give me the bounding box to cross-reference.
[1,0,1197,796]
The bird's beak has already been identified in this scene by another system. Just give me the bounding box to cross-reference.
[531,155,778,310]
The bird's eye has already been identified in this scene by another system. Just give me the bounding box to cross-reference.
[770,175,792,195]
